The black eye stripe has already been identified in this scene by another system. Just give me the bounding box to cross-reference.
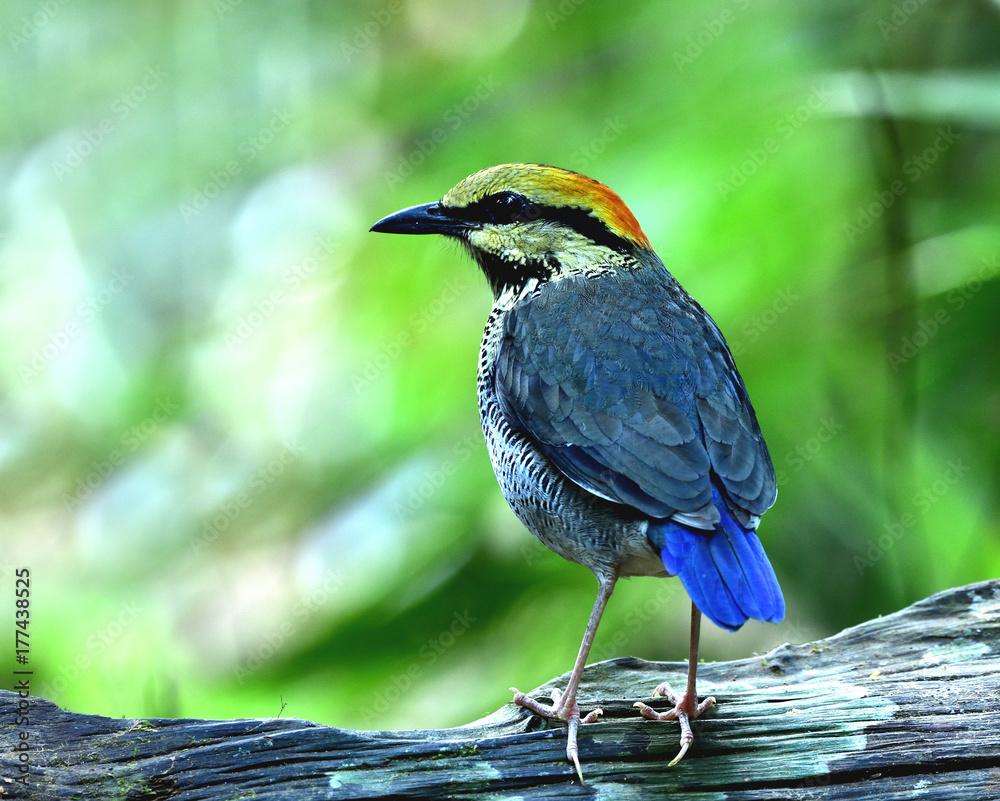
[446,193,635,254]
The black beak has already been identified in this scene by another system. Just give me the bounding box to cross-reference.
[370,202,474,236]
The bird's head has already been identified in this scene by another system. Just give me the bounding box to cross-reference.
[371,163,653,299]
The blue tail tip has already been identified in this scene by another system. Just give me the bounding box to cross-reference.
[651,504,784,631]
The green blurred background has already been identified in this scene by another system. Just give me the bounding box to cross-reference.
[2,0,999,732]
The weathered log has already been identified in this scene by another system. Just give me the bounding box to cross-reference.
[3,580,1000,800]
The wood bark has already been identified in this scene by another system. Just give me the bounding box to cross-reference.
[3,580,1000,800]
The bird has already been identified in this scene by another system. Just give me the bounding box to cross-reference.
[370,163,784,781]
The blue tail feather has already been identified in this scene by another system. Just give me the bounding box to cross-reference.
[649,488,784,631]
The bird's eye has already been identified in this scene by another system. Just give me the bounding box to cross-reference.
[483,192,536,224]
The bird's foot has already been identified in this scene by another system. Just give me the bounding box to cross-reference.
[510,686,602,782]
[633,681,715,766]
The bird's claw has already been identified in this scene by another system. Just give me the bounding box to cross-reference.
[633,681,715,766]
[510,686,603,782]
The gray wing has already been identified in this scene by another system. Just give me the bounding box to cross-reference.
[494,272,775,528]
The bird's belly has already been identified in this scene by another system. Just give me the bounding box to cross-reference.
[478,369,666,580]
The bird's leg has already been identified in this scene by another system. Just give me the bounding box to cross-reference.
[510,570,617,782]
[634,603,716,766]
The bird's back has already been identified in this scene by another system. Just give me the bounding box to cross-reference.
[478,262,783,627]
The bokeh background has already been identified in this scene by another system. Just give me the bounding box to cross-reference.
[2,0,999,732]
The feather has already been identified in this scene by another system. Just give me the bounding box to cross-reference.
[650,489,784,630]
